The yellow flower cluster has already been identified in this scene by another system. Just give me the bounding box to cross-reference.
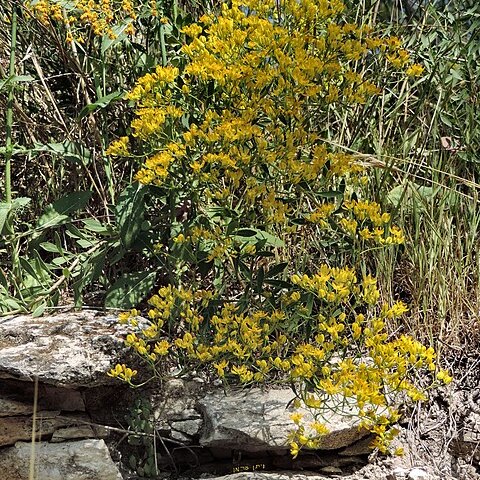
[116,0,415,239]
[27,0,159,41]
[107,363,137,383]
[111,268,451,453]
[340,199,405,245]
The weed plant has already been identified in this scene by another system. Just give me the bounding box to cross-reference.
[104,0,452,458]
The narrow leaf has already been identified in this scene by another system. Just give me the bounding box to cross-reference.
[115,183,146,249]
[105,271,157,309]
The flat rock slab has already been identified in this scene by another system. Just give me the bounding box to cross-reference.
[198,388,369,452]
[0,439,122,480]
[0,311,127,387]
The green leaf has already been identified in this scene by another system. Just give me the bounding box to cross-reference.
[0,74,34,91]
[19,257,45,285]
[0,198,31,234]
[1,297,22,312]
[79,91,124,119]
[12,197,31,209]
[234,228,257,237]
[76,239,98,249]
[115,183,146,249]
[32,302,47,318]
[236,259,252,282]
[36,191,92,230]
[234,228,285,248]
[256,265,265,293]
[266,262,288,278]
[40,242,62,253]
[317,190,344,199]
[72,248,106,307]
[81,218,111,234]
[264,279,291,289]
[0,203,10,235]
[0,269,8,290]
[105,271,157,309]
[101,20,133,53]
[34,141,92,167]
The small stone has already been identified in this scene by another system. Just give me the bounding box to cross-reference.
[319,466,343,474]
[171,418,203,436]
[408,467,430,480]
[170,429,192,443]
[388,467,409,479]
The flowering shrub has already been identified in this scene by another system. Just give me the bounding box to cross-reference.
[106,0,447,458]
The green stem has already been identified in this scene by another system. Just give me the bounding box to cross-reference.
[173,0,178,24]
[3,0,20,296]
[160,23,167,67]
[5,1,18,205]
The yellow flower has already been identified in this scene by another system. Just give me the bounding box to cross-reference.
[290,441,300,458]
[154,340,170,356]
[290,412,303,424]
[406,64,424,77]
[436,369,453,384]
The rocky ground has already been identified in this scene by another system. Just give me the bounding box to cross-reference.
[0,310,479,480]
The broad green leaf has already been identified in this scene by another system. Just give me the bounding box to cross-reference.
[76,238,98,249]
[0,198,30,234]
[72,249,106,307]
[79,91,124,119]
[40,242,62,253]
[1,297,22,312]
[34,141,92,167]
[105,271,157,309]
[12,197,31,209]
[36,191,92,230]
[32,302,47,318]
[101,20,133,53]
[266,262,288,278]
[317,190,344,199]
[234,228,285,247]
[0,269,8,290]
[264,279,291,289]
[115,183,146,249]
[256,265,265,293]
[82,218,111,234]
[234,228,257,237]
[19,257,45,285]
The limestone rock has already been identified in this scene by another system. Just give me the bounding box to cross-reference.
[0,439,123,480]
[0,378,86,414]
[50,424,99,442]
[0,411,62,447]
[198,388,369,452]
[0,311,127,387]
[0,411,100,447]
[171,418,203,437]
